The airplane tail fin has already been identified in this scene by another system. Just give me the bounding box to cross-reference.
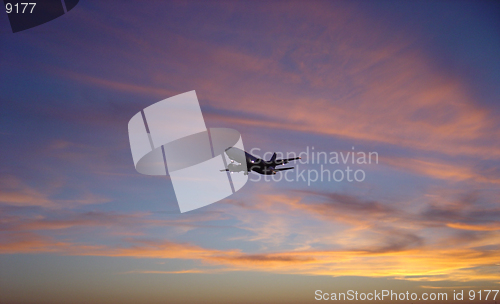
[269,152,277,162]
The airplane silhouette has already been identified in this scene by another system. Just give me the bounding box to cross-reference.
[221,147,301,175]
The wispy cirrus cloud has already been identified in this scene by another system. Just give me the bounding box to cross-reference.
[21,1,499,162]
[0,176,111,208]
[0,177,54,207]
[27,14,498,200]
[1,172,499,283]
[446,223,500,232]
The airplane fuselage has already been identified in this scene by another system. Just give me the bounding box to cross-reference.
[224,147,299,175]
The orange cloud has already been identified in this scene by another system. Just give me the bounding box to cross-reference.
[0,177,55,207]
[447,223,500,231]
[1,185,499,283]
[1,231,498,283]
[0,173,114,208]
[382,156,500,184]
[0,176,111,208]
[25,0,500,164]
[38,9,500,178]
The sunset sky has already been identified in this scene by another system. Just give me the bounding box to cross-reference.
[1,1,499,303]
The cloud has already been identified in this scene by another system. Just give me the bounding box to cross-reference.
[0,208,229,236]
[1,211,142,231]
[382,156,500,184]
[0,176,111,208]
[446,223,500,232]
[1,188,499,282]
[122,269,215,274]
[218,189,500,278]
[2,0,499,289]
[22,0,498,163]
[0,177,56,207]
[1,231,498,282]
[53,68,176,99]
[4,184,497,284]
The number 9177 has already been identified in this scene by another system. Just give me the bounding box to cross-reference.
[469,290,499,301]
[6,3,36,14]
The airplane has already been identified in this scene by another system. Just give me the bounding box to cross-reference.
[220,147,301,175]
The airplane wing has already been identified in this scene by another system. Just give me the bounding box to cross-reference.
[274,157,301,165]
[274,167,295,171]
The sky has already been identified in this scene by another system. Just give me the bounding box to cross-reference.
[1,1,500,303]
